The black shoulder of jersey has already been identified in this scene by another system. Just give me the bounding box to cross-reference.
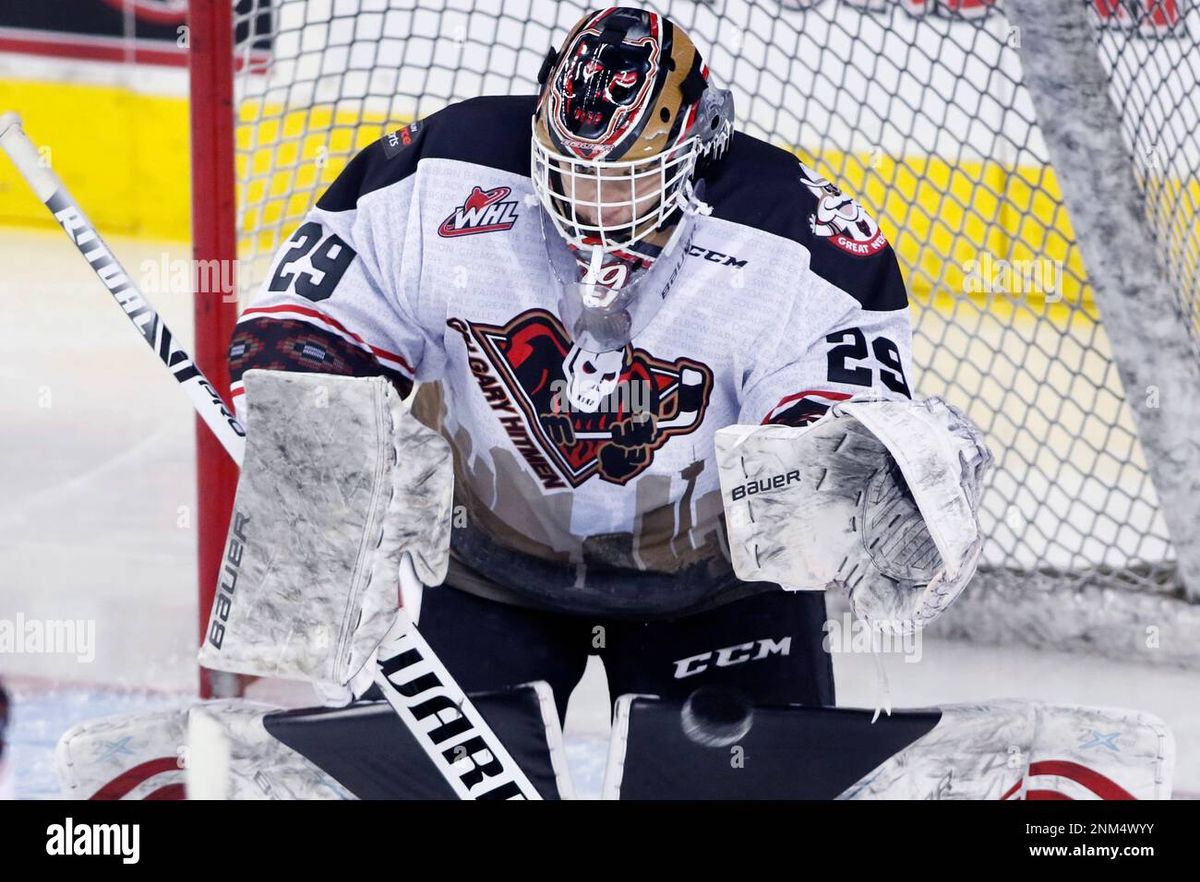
[702,132,908,312]
[318,94,537,212]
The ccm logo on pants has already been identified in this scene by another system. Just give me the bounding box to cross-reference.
[673,637,792,679]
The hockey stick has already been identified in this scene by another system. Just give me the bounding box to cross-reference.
[0,112,246,461]
[0,113,540,800]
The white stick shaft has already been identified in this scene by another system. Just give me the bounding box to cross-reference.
[0,112,246,464]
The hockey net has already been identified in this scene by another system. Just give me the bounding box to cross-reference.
[195,0,1200,667]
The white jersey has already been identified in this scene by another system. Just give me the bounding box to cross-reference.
[230,95,914,617]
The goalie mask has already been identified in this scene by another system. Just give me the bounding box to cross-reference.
[532,6,733,351]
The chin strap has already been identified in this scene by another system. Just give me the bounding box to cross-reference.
[681,177,713,219]
[643,179,710,264]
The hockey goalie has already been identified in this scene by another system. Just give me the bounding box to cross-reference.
[55,6,1174,801]
[220,5,992,711]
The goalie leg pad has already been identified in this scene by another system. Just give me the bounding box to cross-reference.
[57,707,191,800]
[840,700,1175,800]
[187,701,354,799]
[604,697,1173,799]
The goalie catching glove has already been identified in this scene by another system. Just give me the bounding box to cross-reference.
[717,397,992,631]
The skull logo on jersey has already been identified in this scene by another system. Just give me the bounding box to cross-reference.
[564,344,624,412]
[799,164,889,257]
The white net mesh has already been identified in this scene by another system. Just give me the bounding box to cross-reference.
[229,0,1199,609]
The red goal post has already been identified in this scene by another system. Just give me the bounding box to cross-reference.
[189,0,240,698]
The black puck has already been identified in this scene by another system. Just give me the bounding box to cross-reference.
[680,686,754,748]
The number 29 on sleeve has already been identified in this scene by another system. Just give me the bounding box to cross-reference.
[268,221,358,302]
[825,327,910,397]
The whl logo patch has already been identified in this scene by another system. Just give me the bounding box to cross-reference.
[438,185,520,238]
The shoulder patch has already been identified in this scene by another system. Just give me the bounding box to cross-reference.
[381,121,423,159]
[798,163,888,258]
[703,135,908,312]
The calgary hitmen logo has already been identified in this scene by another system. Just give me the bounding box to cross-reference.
[448,310,713,487]
[799,164,888,258]
[438,186,521,238]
